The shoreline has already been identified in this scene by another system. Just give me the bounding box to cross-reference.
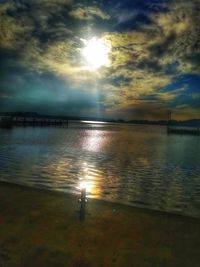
[0,180,199,220]
[1,181,200,266]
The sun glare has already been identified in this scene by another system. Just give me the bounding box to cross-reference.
[81,37,110,70]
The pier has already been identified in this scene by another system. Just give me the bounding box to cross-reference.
[167,126,200,135]
[0,115,68,128]
[166,111,200,135]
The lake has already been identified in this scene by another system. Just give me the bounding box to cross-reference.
[0,122,200,217]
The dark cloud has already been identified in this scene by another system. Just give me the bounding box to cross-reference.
[182,53,200,72]
[149,32,177,57]
[0,66,100,115]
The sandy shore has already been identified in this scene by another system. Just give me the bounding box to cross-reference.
[0,182,200,267]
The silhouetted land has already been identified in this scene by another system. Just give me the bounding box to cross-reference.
[1,112,200,127]
[0,182,200,267]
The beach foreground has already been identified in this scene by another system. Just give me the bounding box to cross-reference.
[0,182,200,267]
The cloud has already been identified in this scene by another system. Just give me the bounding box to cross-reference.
[107,100,170,120]
[0,0,199,119]
[148,0,200,71]
[69,5,110,20]
[0,8,33,49]
[99,0,200,118]
[172,105,200,120]
[116,10,139,24]
[0,1,109,85]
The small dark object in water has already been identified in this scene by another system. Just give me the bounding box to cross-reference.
[79,187,87,222]
[80,187,87,203]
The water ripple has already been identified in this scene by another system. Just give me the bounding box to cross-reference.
[0,124,200,217]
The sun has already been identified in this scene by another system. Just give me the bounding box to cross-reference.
[81,37,110,70]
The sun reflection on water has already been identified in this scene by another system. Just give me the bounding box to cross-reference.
[78,130,109,196]
[77,161,100,196]
[81,130,108,152]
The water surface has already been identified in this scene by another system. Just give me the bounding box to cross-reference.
[0,122,200,217]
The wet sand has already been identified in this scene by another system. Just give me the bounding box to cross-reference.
[0,182,200,267]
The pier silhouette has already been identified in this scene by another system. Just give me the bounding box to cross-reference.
[0,115,68,128]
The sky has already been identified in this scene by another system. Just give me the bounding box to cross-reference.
[0,0,200,120]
